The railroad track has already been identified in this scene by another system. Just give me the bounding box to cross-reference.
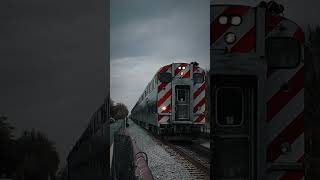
[149,135,210,179]
[160,140,210,180]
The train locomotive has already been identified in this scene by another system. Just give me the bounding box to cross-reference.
[210,1,305,180]
[131,62,206,136]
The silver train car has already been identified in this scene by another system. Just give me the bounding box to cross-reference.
[131,62,207,136]
[66,98,110,180]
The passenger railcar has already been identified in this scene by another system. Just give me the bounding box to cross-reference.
[131,62,206,136]
[66,97,110,180]
[210,1,305,180]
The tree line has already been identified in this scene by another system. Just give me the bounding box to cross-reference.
[0,114,59,180]
[110,99,129,121]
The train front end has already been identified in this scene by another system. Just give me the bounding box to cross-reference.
[157,62,206,136]
[210,2,305,180]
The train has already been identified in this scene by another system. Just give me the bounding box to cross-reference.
[66,97,110,180]
[131,62,207,136]
[210,1,306,179]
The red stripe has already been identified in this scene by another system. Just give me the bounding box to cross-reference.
[183,70,190,78]
[211,6,250,45]
[279,155,305,180]
[294,27,305,44]
[161,104,171,113]
[195,115,205,123]
[193,83,206,99]
[174,63,188,76]
[158,82,168,92]
[267,112,304,162]
[194,98,206,113]
[266,15,282,34]
[159,64,171,73]
[231,26,256,52]
[267,66,304,122]
[193,65,199,72]
[157,90,172,108]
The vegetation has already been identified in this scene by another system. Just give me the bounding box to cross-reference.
[110,99,129,120]
[0,114,59,180]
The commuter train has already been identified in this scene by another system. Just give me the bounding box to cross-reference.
[210,1,306,180]
[66,97,110,180]
[131,62,206,136]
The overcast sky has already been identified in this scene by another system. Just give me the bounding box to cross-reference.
[110,0,320,112]
[1,0,319,169]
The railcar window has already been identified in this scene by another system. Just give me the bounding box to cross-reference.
[159,72,172,83]
[177,90,186,102]
[216,87,243,126]
[266,38,300,68]
[193,73,204,83]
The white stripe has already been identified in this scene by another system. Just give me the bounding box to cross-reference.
[266,65,303,100]
[158,82,171,98]
[159,116,169,123]
[158,96,171,113]
[275,133,304,162]
[267,89,304,143]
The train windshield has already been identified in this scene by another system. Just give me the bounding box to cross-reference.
[159,72,172,83]
[266,38,300,68]
[193,73,204,83]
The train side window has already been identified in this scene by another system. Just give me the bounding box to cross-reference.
[159,72,172,83]
[266,38,301,69]
[193,73,204,83]
[216,87,243,127]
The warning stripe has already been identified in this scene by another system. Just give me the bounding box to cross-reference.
[195,115,205,123]
[267,66,304,122]
[158,82,168,92]
[267,112,304,162]
[183,70,190,78]
[157,90,172,108]
[294,27,305,44]
[159,64,171,73]
[158,115,169,123]
[210,6,250,45]
[231,26,256,52]
[266,15,282,33]
[279,155,304,180]
[194,98,206,113]
[161,104,171,113]
[194,83,206,99]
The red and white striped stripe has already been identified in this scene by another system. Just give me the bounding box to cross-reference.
[157,64,172,123]
[193,66,206,124]
[266,64,304,179]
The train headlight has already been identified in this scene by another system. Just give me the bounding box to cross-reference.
[178,66,182,70]
[224,32,236,44]
[180,72,184,76]
[218,16,228,25]
[161,106,167,111]
[182,66,186,70]
[231,16,242,26]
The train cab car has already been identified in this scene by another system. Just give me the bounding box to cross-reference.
[131,62,207,137]
[210,1,305,180]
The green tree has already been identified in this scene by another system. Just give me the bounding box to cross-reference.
[112,103,129,120]
[15,130,60,180]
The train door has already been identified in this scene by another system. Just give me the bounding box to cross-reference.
[175,85,190,121]
[211,75,257,180]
